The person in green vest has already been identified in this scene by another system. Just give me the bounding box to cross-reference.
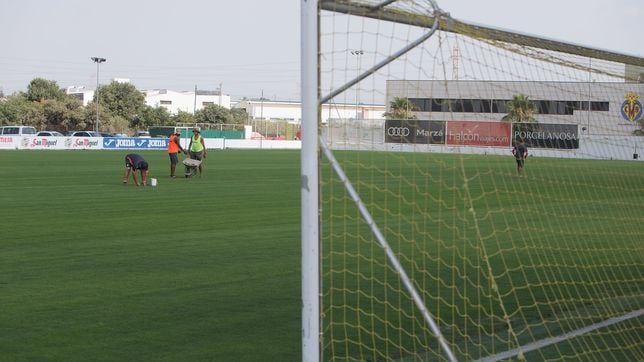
[188,127,207,176]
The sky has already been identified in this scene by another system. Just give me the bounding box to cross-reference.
[1,0,642,101]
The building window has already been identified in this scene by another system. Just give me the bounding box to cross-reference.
[202,102,214,106]
[591,101,609,111]
[407,98,608,115]
[409,98,427,111]
[160,100,172,105]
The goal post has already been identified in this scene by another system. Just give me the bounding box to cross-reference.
[302,1,644,361]
[300,0,320,361]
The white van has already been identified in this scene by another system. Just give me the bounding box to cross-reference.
[0,126,37,136]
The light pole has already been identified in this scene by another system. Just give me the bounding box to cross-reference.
[351,50,363,119]
[91,57,106,132]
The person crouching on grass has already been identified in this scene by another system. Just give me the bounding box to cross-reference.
[123,153,149,186]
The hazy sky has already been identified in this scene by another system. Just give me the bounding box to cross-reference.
[1,0,641,100]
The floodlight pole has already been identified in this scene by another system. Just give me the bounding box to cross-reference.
[91,57,106,133]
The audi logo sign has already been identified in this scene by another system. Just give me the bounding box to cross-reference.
[384,119,446,144]
[386,127,411,137]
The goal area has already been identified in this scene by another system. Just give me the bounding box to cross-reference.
[301,1,644,361]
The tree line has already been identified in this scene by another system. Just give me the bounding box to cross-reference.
[0,78,248,135]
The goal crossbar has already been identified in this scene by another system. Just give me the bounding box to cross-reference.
[320,0,644,66]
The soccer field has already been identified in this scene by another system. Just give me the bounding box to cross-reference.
[1,150,642,360]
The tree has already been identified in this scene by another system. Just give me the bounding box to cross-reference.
[131,105,172,129]
[41,97,85,132]
[0,95,26,125]
[195,104,233,124]
[503,94,538,137]
[98,81,146,122]
[0,95,42,126]
[104,115,130,135]
[26,78,67,102]
[502,94,537,123]
[172,110,195,125]
[383,97,417,119]
[230,108,249,124]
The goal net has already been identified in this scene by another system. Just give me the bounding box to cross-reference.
[301,1,644,361]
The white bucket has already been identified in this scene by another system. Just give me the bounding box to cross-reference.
[151,178,158,187]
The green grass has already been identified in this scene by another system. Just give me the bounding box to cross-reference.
[320,151,644,360]
[0,150,301,361]
[1,150,643,361]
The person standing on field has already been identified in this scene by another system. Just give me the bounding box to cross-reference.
[512,139,528,177]
[123,153,149,186]
[188,128,207,176]
[168,130,187,178]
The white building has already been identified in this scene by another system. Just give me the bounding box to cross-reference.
[66,86,94,106]
[386,80,643,136]
[66,82,231,114]
[144,89,230,114]
[236,99,385,123]
[67,78,132,106]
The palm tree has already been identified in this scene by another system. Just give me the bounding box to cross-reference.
[383,97,417,119]
[502,94,537,123]
[503,94,538,137]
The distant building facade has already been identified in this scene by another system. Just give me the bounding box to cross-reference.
[66,86,95,106]
[144,89,230,114]
[66,80,230,114]
[387,80,643,136]
[235,99,385,123]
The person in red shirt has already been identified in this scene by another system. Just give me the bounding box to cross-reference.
[168,131,187,178]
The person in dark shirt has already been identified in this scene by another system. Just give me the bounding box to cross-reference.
[123,153,149,186]
[512,140,528,177]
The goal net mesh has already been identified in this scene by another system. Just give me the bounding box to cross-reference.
[314,0,644,361]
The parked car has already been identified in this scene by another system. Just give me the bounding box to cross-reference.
[0,126,37,136]
[69,131,101,137]
[36,131,65,137]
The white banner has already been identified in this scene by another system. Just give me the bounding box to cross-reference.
[20,136,68,150]
[0,136,19,149]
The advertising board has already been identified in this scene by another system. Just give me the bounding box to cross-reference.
[446,121,511,147]
[512,123,579,149]
[384,120,446,144]
[102,137,168,150]
[0,136,18,149]
[21,137,67,150]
